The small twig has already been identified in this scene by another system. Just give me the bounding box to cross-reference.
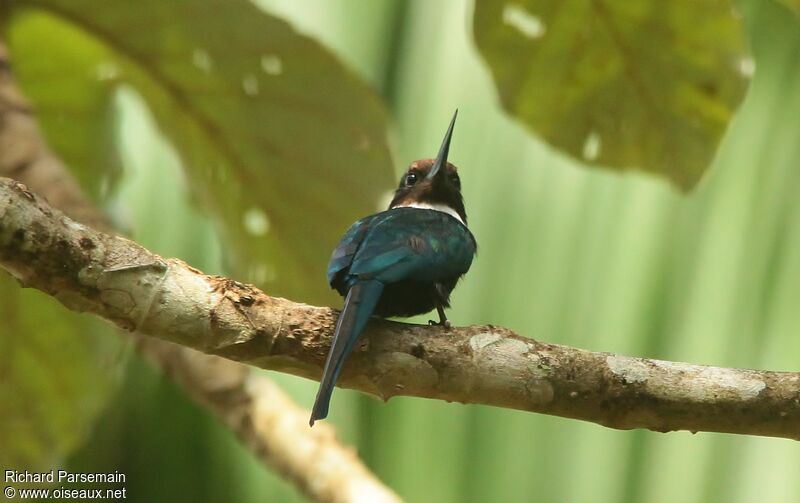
[141,342,401,503]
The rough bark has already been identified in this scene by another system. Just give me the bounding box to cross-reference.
[1,176,798,441]
[0,40,400,503]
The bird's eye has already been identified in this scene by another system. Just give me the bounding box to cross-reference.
[404,172,419,186]
[450,174,461,189]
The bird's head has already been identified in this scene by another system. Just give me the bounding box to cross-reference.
[389,111,467,225]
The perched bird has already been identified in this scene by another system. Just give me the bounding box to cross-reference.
[310,111,476,426]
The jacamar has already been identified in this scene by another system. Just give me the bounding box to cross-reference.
[310,111,476,426]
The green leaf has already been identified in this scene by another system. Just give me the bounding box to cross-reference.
[7,0,395,304]
[776,0,800,16]
[473,0,750,189]
[0,274,123,468]
[5,13,122,202]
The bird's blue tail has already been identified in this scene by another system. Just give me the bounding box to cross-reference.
[310,279,383,426]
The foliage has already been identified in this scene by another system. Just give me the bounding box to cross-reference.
[473,0,749,189]
[5,14,121,200]
[0,276,122,469]
[778,0,800,15]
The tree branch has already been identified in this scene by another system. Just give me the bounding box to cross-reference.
[0,40,400,503]
[1,177,798,441]
[150,345,401,503]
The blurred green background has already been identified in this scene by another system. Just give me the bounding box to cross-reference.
[2,0,800,501]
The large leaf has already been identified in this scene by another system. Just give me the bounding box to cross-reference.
[7,0,395,304]
[0,274,122,468]
[473,0,750,189]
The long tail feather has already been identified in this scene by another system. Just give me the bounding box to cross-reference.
[310,279,383,426]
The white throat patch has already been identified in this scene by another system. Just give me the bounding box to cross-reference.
[393,202,466,226]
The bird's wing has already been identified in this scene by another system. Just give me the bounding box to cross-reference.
[348,208,476,284]
[327,213,380,290]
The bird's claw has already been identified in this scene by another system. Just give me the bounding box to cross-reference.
[428,319,452,328]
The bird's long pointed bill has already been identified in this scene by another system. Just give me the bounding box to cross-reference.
[428,109,458,180]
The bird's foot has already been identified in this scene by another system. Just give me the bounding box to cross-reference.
[428,318,451,328]
[430,305,451,328]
